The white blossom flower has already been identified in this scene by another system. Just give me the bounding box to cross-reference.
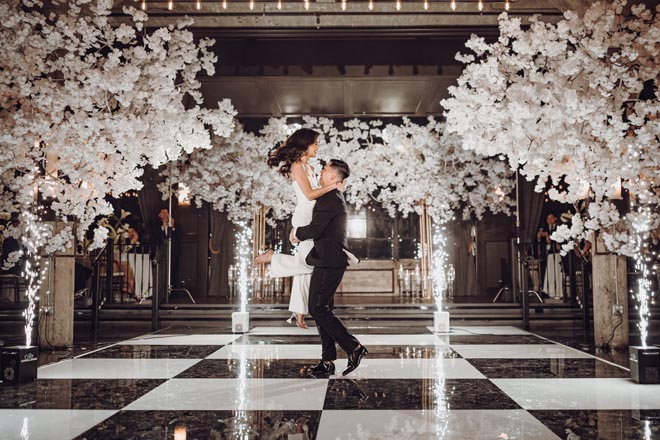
[0,0,237,252]
[442,1,660,255]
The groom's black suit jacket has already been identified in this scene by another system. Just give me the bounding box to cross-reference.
[295,189,349,268]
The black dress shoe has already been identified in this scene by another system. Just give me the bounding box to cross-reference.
[342,345,368,376]
[310,360,335,376]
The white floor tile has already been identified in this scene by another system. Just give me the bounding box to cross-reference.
[248,326,320,335]
[492,378,660,410]
[355,334,448,346]
[450,344,592,359]
[0,409,116,440]
[121,334,239,345]
[316,409,560,439]
[333,358,486,379]
[207,344,321,360]
[427,326,530,335]
[125,378,328,411]
[37,359,201,379]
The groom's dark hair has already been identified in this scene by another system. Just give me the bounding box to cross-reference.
[329,159,350,181]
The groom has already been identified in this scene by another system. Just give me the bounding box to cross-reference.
[290,159,368,377]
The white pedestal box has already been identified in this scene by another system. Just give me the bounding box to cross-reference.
[232,312,250,333]
[434,311,450,333]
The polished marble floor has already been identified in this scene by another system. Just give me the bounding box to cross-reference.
[1,325,658,439]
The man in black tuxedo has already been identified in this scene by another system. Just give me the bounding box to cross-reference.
[290,159,367,376]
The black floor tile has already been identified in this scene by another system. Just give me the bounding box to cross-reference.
[530,410,660,440]
[81,345,223,359]
[175,359,325,379]
[74,410,322,440]
[346,327,434,335]
[0,379,165,409]
[336,345,460,359]
[468,358,629,379]
[232,335,321,345]
[323,379,520,410]
[447,334,554,344]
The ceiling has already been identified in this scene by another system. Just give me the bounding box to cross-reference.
[109,0,581,118]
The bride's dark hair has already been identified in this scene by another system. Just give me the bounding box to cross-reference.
[267,128,319,177]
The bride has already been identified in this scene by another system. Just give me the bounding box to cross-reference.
[254,128,342,329]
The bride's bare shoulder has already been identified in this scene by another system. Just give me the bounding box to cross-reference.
[289,161,305,181]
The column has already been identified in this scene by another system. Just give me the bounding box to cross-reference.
[38,222,74,349]
[592,253,628,348]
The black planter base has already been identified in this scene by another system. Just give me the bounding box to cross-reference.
[630,346,660,384]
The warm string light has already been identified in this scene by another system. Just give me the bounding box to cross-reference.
[423,0,429,10]
[196,0,202,10]
[249,0,254,10]
[140,0,147,10]
[222,0,227,8]
[505,0,510,11]
[368,0,373,9]
[341,0,347,10]
[478,0,483,11]
[277,0,282,9]
[450,0,456,11]
[304,0,309,10]
[167,0,174,10]
[395,0,401,10]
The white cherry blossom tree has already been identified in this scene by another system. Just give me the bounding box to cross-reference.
[178,117,514,224]
[442,0,660,254]
[0,0,236,251]
[0,0,236,345]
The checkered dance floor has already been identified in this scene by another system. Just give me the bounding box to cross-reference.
[1,325,659,439]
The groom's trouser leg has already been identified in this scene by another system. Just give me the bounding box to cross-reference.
[309,267,360,356]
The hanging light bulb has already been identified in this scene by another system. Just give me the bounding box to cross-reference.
[249,0,254,9]
[423,0,428,9]
[368,0,373,9]
[450,0,456,11]
[341,0,346,10]
[195,0,202,10]
[167,0,174,10]
[277,0,282,9]
[505,0,510,10]
[222,0,227,8]
[478,0,483,11]
[304,0,309,10]
[140,0,147,10]
[395,0,401,10]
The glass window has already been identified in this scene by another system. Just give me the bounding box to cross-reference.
[347,208,367,239]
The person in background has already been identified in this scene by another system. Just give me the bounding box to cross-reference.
[538,213,563,300]
[157,208,181,288]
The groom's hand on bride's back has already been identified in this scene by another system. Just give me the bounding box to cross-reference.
[289,228,300,244]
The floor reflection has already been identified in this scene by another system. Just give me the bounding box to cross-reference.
[530,409,660,440]
[74,410,322,439]
[0,379,165,409]
[467,358,629,378]
[83,344,223,359]
[323,378,520,410]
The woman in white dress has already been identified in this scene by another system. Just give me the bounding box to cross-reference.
[254,128,342,329]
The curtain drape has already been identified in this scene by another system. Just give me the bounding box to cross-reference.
[448,219,479,297]
[207,208,235,298]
